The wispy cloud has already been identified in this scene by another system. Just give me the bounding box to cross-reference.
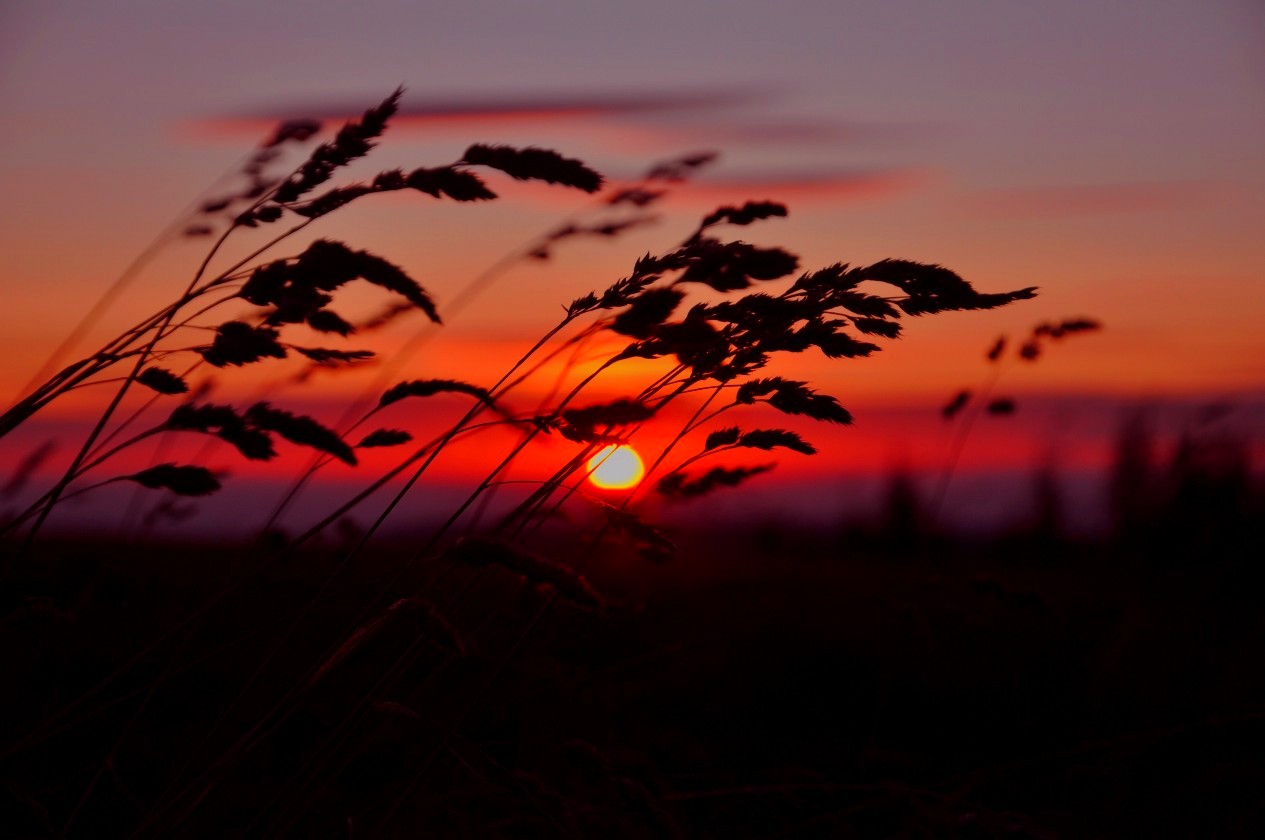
[190,88,766,136]
[640,118,941,148]
[188,89,931,159]
[660,167,932,206]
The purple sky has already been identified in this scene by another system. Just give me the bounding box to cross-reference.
[1,0,1263,536]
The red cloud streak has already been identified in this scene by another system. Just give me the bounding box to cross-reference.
[189,89,765,137]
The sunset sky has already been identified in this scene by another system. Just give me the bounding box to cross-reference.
[1,0,1262,535]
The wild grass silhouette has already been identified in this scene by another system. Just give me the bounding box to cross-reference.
[932,317,1103,522]
[3,89,1262,837]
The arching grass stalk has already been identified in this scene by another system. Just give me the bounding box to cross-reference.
[156,345,648,826]
[14,195,309,549]
[496,368,703,536]
[285,313,584,552]
[258,321,608,538]
[157,142,682,538]
[931,318,1102,523]
[135,327,627,822]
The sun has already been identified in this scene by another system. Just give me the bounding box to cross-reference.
[586,444,645,490]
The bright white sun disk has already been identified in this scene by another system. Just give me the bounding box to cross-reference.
[586,445,645,490]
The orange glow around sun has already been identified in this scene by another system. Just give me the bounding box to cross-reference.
[586,445,645,490]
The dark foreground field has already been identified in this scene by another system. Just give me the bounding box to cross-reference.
[3,508,1264,839]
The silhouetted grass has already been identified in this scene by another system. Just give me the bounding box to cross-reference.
[13,89,1257,838]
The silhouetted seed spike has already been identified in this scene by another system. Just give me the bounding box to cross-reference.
[611,287,686,339]
[656,473,686,495]
[797,322,881,359]
[245,402,357,465]
[1019,340,1042,361]
[986,336,1007,362]
[239,261,290,306]
[769,388,852,425]
[359,85,404,137]
[967,287,1039,310]
[734,377,787,404]
[613,337,669,362]
[551,218,657,243]
[167,403,239,432]
[698,200,788,233]
[737,429,817,455]
[248,205,284,225]
[292,184,375,218]
[293,347,375,365]
[127,464,221,497]
[357,429,413,448]
[273,87,402,204]
[596,274,657,311]
[406,167,498,201]
[459,144,604,193]
[851,258,1036,316]
[656,464,775,498]
[557,426,622,445]
[586,216,658,237]
[862,259,973,296]
[202,321,287,367]
[644,150,718,182]
[704,294,814,333]
[305,310,357,336]
[987,398,1017,415]
[1055,317,1102,336]
[942,390,972,420]
[371,169,408,191]
[262,118,322,149]
[288,240,440,323]
[791,263,859,296]
[167,403,277,461]
[558,398,654,443]
[566,292,600,318]
[607,187,665,207]
[293,239,359,290]
[851,317,902,339]
[704,426,742,450]
[349,251,441,323]
[262,282,332,326]
[219,426,276,461]
[565,399,656,426]
[834,291,900,319]
[444,538,603,609]
[547,224,580,242]
[631,251,680,278]
[734,378,851,424]
[676,240,800,291]
[379,379,495,409]
[654,317,727,373]
[199,197,232,214]
[137,367,189,395]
